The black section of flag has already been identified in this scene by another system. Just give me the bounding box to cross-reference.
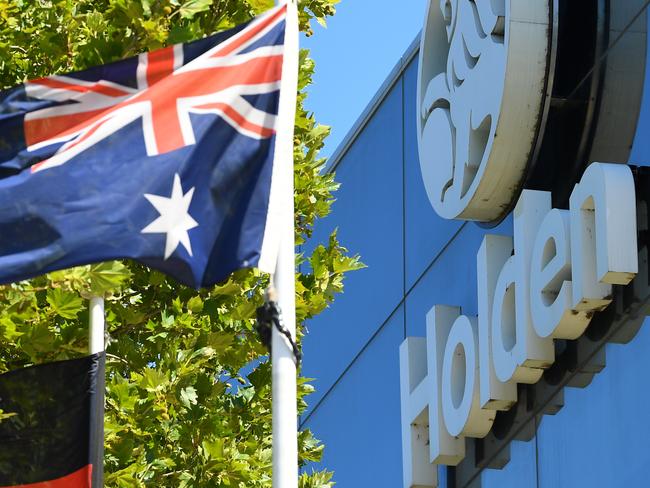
[0,353,104,486]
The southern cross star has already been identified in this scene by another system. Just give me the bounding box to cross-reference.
[141,173,199,260]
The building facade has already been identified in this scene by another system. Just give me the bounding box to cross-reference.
[301,2,650,487]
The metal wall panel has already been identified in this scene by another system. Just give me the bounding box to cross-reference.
[631,13,650,165]
[481,438,537,488]
[405,218,512,338]
[301,307,405,487]
[301,82,404,417]
[536,319,650,488]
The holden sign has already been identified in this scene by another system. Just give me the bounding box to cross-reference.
[417,0,550,222]
[400,162,639,488]
[405,0,649,485]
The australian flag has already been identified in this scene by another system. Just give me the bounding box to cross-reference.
[0,4,295,288]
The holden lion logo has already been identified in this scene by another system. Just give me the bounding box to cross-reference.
[417,0,551,222]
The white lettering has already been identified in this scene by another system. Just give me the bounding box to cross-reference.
[478,235,516,410]
[570,162,638,311]
[400,162,638,482]
[399,337,437,488]
[441,314,495,440]
[530,208,590,340]
[513,191,555,372]
[429,305,463,465]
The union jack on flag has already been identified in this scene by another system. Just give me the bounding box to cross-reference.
[0,4,297,288]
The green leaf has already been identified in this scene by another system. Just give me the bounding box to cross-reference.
[0,317,22,341]
[105,463,144,487]
[0,409,17,422]
[88,261,131,295]
[167,25,195,44]
[139,368,168,392]
[248,0,274,13]
[202,437,224,459]
[179,0,213,19]
[180,386,198,408]
[46,288,84,319]
[178,471,195,488]
[187,296,203,313]
[207,331,234,353]
[111,379,136,411]
[140,0,152,16]
[212,279,242,296]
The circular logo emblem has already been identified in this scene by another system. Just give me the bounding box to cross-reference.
[417,1,551,222]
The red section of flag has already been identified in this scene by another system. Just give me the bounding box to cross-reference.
[147,45,185,154]
[145,46,176,87]
[24,109,107,147]
[196,101,275,138]
[29,78,131,98]
[3,465,92,488]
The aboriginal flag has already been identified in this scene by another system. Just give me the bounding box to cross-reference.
[0,354,104,487]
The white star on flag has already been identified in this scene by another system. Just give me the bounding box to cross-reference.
[141,173,199,259]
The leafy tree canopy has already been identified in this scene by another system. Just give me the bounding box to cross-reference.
[0,1,363,486]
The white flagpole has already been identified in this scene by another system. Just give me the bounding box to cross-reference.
[88,295,105,488]
[89,296,105,354]
[272,236,298,488]
[272,1,299,487]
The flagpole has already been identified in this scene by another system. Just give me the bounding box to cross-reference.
[89,296,105,355]
[272,238,298,488]
[272,1,299,487]
[88,295,106,487]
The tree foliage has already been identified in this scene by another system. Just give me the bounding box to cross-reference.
[0,1,362,486]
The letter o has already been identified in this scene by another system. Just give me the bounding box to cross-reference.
[441,315,477,437]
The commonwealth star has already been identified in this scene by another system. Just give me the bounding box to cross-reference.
[141,174,199,259]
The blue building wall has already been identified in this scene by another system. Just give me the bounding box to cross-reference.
[301,7,650,487]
